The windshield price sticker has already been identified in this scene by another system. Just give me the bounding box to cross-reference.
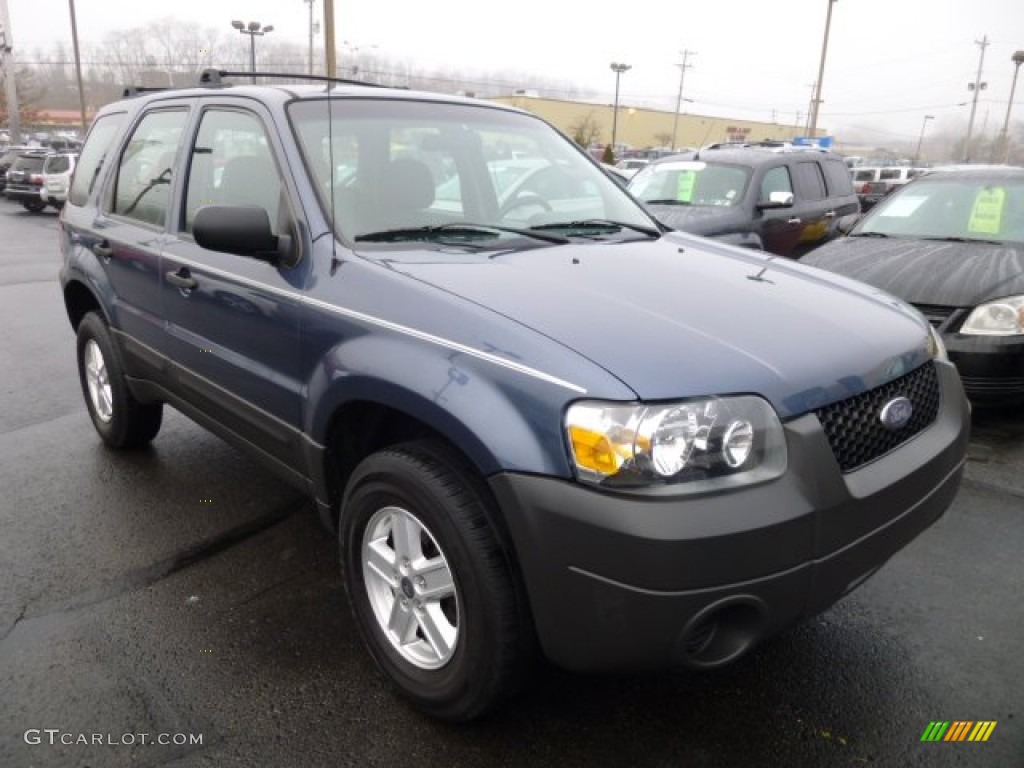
[676,171,696,203]
[968,187,1005,235]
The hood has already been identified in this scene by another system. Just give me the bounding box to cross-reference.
[373,238,932,419]
[802,236,1024,306]
[644,204,742,236]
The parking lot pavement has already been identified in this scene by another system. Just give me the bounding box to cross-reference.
[1,205,1022,767]
[966,406,1024,495]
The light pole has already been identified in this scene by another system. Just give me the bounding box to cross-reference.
[231,20,274,84]
[609,62,631,157]
[304,0,315,75]
[914,115,934,166]
[963,36,989,162]
[808,0,837,140]
[997,50,1024,164]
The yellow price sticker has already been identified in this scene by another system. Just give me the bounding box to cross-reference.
[968,187,1005,235]
[676,171,696,203]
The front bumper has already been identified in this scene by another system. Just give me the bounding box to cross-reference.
[489,362,969,672]
[946,333,1024,404]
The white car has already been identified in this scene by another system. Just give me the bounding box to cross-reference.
[39,153,77,210]
[614,158,650,178]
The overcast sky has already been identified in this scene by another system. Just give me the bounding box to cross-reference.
[6,0,1024,144]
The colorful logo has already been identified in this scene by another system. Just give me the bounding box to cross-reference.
[921,721,997,742]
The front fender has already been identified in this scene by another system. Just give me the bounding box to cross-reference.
[305,332,578,478]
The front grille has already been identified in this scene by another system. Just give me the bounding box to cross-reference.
[814,362,941,473]
[911,303,959,329]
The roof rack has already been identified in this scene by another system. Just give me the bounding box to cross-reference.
[199,68,388,89]
[121,86,171,98]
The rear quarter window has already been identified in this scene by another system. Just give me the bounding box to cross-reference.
[69,113,127,207]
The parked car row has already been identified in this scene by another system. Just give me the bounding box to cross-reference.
[850,165,926,211]
[0,147,78,212]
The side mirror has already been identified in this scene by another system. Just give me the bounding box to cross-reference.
[757,191,795,209]
[193,205,293,264]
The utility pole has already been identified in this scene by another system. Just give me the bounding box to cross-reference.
[804,82,817,135]
[670,49,695,151]
[808,0,837,139]
[963,35,989,163]
[323,0,336,79]
[0,0,21,144]
[68,0,88,135]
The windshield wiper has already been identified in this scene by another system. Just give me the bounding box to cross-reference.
[919,236,1006,246]
[641,199,692,206]
[530,219,660,237]
[355,223,568,244]
[849,231,890,238]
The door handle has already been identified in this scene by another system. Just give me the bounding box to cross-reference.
[166,268,198,291]
[824,211,836,219]
[92,241,113,260]
[786,218,802,225]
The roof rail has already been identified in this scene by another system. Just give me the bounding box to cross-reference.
[199,68,388,89]
[121,86,170,98]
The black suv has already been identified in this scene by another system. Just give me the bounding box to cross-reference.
[628,146,860,257]
[59,71,968,720]
[4,150,53,212]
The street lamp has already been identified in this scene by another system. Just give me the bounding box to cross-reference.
[808,0,837,139]
[997,50,1024,164]
[231,20,274,83]
[609,62,631,156]
[914,115,934,166]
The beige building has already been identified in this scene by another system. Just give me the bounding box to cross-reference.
[489,94,806,152]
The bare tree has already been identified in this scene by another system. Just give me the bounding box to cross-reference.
[654,131,673,148]
[0,63,44,128]
[568,111,602,147]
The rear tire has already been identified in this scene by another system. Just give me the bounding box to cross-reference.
[340,440,534,721]
[22,198,46,213]
[76,312,163,449]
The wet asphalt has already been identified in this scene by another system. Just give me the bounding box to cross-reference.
[1,205,1022,768]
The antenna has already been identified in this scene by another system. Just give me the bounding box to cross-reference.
[326,80,341,274]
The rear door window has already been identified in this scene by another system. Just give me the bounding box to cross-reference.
[110,110,188,228]
[821,158,855,197]
[792,161,827,201]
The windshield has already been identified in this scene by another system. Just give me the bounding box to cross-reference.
[855,175,1024,245]
[289,98,656,244]
[628,160,751,207]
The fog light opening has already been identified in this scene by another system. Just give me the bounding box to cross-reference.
[677,597,767,669]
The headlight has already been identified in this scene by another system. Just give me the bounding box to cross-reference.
[961,296,1024,336]
[926,324,948,361]
[565,395,786,491]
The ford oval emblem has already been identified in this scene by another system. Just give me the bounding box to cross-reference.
[879,397,914,431]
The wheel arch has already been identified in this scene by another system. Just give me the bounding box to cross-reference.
[63,279,107,332]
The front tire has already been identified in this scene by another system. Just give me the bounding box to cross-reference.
[340,440,534,721]
[22,198,47,213]
[76,312,163,448]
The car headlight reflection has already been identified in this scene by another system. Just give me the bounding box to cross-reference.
[565,395,786,491]
[961,296,1024,336]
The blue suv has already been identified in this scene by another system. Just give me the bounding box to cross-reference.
[59,71,970,721]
